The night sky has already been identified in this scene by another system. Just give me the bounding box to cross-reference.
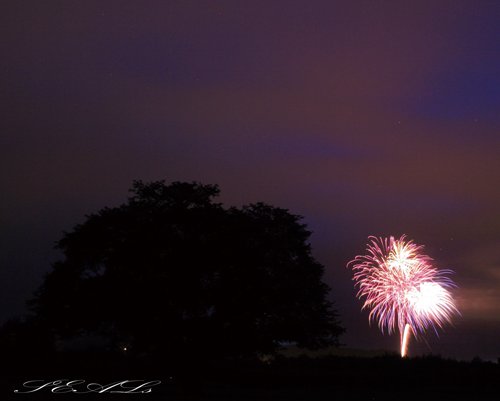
[2,1,499,360]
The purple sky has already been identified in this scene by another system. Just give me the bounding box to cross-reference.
[2,1,500,360]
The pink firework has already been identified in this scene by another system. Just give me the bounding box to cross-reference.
[347,235,458,357]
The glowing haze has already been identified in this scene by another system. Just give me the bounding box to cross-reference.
[348,235,459,357]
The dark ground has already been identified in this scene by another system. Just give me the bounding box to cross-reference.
[1,351,499,400]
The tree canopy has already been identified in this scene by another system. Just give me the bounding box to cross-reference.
[31,180,343,359]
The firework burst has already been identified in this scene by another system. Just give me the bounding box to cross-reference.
[347,235,458,357]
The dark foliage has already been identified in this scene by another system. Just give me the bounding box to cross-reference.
[29,180,343,360]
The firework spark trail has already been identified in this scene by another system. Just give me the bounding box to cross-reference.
[347,235,459,357]
[401,323,411,357]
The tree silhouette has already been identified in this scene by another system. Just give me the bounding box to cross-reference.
[31,180,343,360]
